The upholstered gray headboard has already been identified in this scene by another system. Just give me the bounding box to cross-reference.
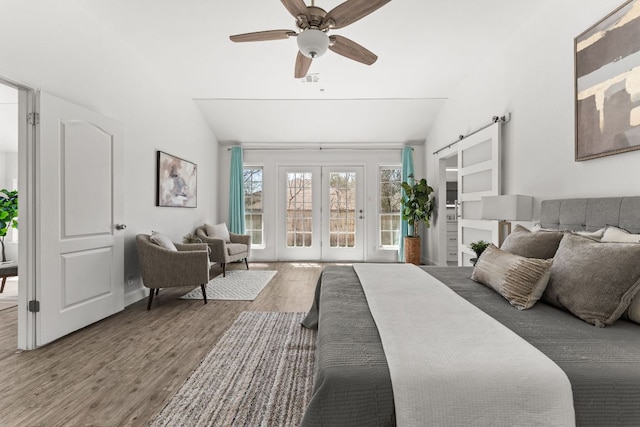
[539,197,640,234]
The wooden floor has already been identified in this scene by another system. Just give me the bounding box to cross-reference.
[0,262,322,426]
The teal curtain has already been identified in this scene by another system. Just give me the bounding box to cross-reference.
[398,146,414,262]
[228,146,246,234]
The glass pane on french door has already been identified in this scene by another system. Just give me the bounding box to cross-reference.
[321,167,364,261]
[286,171,313,248]
[278,167,321,260]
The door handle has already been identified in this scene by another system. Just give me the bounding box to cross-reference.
[115,224,127,230]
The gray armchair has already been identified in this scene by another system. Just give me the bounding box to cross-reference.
[195,225,251,277]
[136,234,211,310]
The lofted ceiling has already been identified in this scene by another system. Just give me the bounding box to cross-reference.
[75,1,553,146]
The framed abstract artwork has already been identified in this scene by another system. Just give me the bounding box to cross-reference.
[575,0,640,161]
[156,151,197,207]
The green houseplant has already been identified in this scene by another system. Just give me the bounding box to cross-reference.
[400,175,434,264]
[0,189,18,262]
[469,240,490,259]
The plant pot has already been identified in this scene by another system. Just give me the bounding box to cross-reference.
[404,236,421,265]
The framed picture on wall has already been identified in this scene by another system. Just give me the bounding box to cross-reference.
[156,151,197,207]
[575,0,640,161]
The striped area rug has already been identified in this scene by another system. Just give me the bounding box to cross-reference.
[150,311,316,427]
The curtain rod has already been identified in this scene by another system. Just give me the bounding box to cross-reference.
[226,146,414,151]
[432,114,510,155]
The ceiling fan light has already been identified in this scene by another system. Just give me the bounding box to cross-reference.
[297,29,329,58]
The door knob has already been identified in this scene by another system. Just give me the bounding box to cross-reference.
[115,224,127,230]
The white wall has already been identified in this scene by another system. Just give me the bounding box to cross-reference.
[0,1,219,303]
[217,145,424,262]
[424,0,639,264]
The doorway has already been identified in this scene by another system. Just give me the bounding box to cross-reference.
[0,77,36,350]
[0,84,19,314]
[277,166,364,261]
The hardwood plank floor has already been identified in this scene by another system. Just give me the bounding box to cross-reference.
[0,262,322,426]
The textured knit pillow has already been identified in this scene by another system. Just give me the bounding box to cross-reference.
[601,226,640,243]
[205,223,231,242]
[500,225,565,259]
[471,244,553,310]
[543,234,640,327]
[150,231,177,251]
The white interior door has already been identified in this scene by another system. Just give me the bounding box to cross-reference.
[37,92,124,346]
[321,166,364,261]
[457,123,501,266]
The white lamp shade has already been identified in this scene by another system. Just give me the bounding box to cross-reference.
[481,195,533,221]
[297,29,329,58]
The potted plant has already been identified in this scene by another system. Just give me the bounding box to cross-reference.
[0,189,18,262]
[469,240,490,265]
[400,175,434,264]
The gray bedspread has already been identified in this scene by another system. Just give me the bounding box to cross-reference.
[301,265,640,427]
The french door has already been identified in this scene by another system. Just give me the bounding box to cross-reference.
[278,166,364,261]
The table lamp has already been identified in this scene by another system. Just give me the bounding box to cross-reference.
[480,195,533,245]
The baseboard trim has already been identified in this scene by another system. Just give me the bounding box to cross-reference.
[125,286,148,307]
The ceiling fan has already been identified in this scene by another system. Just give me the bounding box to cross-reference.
[229,0,392,78]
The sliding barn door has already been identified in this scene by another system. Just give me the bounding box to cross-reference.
[457,123,501,266]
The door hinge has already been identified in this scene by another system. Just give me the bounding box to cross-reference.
[28,112,40,126]
[28,300,40,313]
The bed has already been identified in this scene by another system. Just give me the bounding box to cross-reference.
[301,197,640,426]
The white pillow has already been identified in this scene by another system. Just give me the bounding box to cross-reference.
[601,226,640,243]
[628,296,640,325]
[531,224,605,239]
[205,223,231,242]
[150,231,177,251]
[574,228,605,239]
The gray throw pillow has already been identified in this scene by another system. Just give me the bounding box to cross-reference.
[543,234,640,327]
[500,224,565,259]
[205,223,231,242]
[471,244,553,310]
[150,231,177,251]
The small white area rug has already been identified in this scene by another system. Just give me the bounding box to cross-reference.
[180,270,277,301]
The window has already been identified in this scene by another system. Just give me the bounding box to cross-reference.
[243,167,263,246]
[379,167,402,248]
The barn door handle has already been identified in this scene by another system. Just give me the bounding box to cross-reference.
[359,209,364,219]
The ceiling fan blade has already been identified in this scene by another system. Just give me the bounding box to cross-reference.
[294,51,312,78]
[324,0,391,29]
[230,29,296,43]
[329,35,377,65]
[281,0,309,20]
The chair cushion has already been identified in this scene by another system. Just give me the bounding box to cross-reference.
[150,231,177,251]
[205,223,231,242]
[226,243,247,256]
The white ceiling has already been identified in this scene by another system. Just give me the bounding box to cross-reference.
[8,1,555,148]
